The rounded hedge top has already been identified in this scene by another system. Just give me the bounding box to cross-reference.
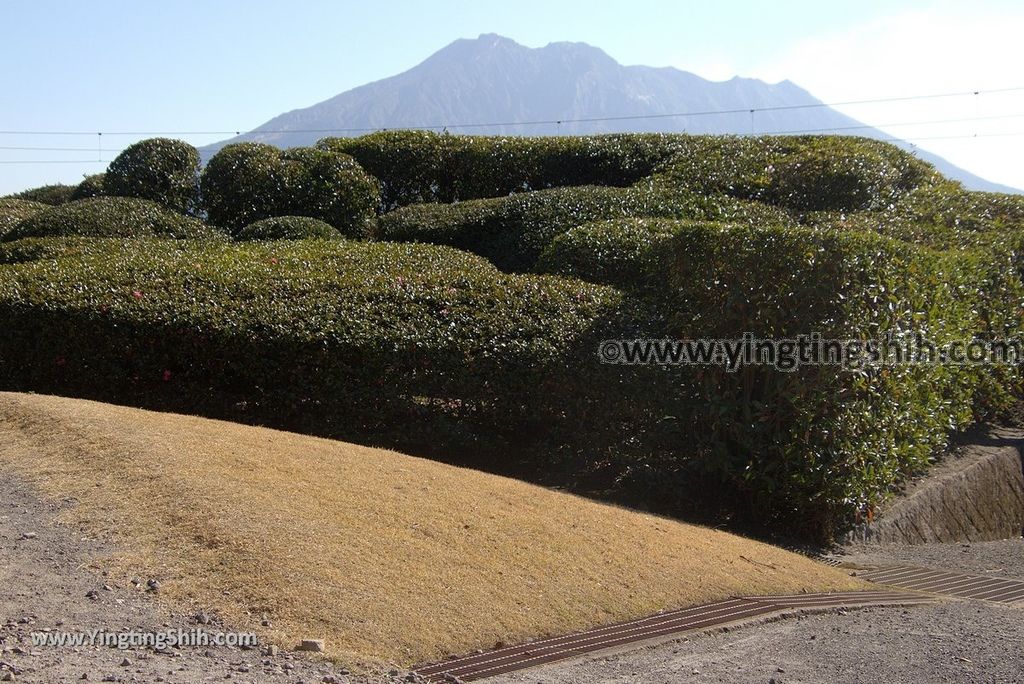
[6,184,77,206]
[236,215,343,241]
[4,196,220,241]
[104,138,201,212]
[0,199,49,240]
[536,217,694,287]
[651,135,936,213]
[201,143,381,236]
[72,173,107,201]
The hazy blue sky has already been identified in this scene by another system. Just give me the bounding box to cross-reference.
[2,0,1022,193]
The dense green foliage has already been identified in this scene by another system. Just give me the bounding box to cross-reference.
[1,131,1021,540]
[651,223,1020,535]
[104,138,201,213]
[0,199,48,240]
[71,173,107,201]
[201,143,380,235]
[0,238,621,454]
[322,132,934,214]
[535,217,683,287]
[4,197,220,241]
[377,184,793,271]
[650,135,935,212]
[6,183,77,206]
[319,131,677,209]
[236,215,342,241]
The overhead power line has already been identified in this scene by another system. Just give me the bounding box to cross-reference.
[9,111,1024,156]
[0,85,1022,138]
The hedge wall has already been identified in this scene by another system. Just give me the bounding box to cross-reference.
[318,131,679,209]
[376,184,794,271]
[0,238,624,456]
[4,197,221,241]
[318,132,937,214]
[1,132,1020,541]
[634,222,1022,536]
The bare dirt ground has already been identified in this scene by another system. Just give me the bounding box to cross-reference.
[0,471,411,684]
[487,539,1024,684]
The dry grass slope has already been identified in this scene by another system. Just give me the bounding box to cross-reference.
[0,392,864,669]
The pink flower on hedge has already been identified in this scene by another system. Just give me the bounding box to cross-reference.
[132,290,143,299]
[270,258,279,265]
[162,370,172,382]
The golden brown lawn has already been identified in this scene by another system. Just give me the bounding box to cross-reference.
[0,392,864,669]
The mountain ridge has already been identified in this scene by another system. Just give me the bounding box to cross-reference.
[200,34,1019,194]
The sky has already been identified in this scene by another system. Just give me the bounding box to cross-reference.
[2,0,1022,194]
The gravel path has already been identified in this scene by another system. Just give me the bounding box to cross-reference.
[838,538,1024,578]
[487,538,1024,684]
[0,472,416,684]
[5,465,1023,684]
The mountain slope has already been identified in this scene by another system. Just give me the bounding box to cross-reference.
[202,34,1018,194]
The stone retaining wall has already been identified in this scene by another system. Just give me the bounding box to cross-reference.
[845,428,1024,544]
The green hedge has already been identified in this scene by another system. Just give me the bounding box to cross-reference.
[104,138,201,213]
[0,238,622,456]
[798,181,1024,251]
[5,184,77,206]
[0,199,48,240]
[535,217,685,287]
[376,184,793,271]
[72,173,107,201]
[2,132,1021,542]
[635,222,1021,536]
[339,132,928,212]
[236,216,342,241]
[201,143,380,235]
[318,132,683,209]
[3,197,221,241]
[651,135,937,212]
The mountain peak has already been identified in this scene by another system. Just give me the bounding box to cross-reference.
[199,37,1018,193]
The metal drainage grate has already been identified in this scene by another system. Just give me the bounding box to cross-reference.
[860,565,1024,604]
[414,590,934,682]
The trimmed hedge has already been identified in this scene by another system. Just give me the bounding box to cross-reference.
[319,132,936,213]
[0,238,623,455]
[4,197,221,241]
[318,132,679,209]
[104,138,201,213]
[638,222,1021,536]
[72,173,107,201]
[201,143,380,235]
[377,184,794,271]
[236,216,342,241]
[0,199,48,240]
[2,132,1021,542]
[6,184,77,206]
[535,217,685,287]
[798,181,1024,251]
[651,135,937,212]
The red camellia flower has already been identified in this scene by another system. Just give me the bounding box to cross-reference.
[162,370,172,382]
